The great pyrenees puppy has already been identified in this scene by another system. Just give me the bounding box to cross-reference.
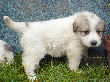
[4,11,105,81]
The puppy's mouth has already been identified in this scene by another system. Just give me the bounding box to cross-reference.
[84,42,100,48]
[90,45,98,48]
[86,45,98,48]
[89,44,100,48]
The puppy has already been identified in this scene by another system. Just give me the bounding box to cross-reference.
[0,40,14,65]
[4,11,105,81]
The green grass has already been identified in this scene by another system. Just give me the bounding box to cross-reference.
[0,55,110,82]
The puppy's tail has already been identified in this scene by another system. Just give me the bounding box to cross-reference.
[4,16,29,34]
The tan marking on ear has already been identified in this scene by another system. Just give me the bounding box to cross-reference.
[96,19,105,37]
[73,14,89,32]
[4,44,12,52]
[25,22,29,27]
[96,19,105,32]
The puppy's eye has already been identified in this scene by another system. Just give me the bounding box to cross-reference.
[80,31,89,36]
[97,31,101,34]
[97,30,104,35]
[83,31,89,34]
[97,30,104,37]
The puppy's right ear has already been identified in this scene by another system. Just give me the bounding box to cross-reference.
[73,22,79,32]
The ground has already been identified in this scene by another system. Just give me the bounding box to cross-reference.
[0,54,110,82]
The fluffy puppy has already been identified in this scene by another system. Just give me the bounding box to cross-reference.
[0,40,14,64]
[4,11,105,81]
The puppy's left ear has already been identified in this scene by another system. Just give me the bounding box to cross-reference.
[100,19,105,32]
[103,20,105,32]
[73,22,79,32]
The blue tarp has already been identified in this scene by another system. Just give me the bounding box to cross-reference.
[0,0,110,54]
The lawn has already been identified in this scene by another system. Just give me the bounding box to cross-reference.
[0,54,110,82]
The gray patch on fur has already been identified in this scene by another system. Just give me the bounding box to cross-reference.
[4,44,12,52]
[96,19,105,31]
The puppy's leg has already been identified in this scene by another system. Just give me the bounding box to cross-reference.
[66,48,82,72]
[22,55,37,81]
[22,46,46,81]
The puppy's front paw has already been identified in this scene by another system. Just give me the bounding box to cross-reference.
[68,64,82,73]
[28,75,38,82]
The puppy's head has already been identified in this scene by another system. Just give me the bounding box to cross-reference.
[73,11,105,47]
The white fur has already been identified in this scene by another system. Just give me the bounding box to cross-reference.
[4,11,104,81]
[0,40,14,65]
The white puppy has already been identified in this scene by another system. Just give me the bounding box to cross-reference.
[0,40,14,64]
[4,11,105,81]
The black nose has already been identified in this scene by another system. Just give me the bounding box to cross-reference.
[90,41,97,46]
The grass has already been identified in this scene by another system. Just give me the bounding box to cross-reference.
[0,55,110,82]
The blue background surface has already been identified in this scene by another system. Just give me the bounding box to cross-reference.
[0,0,110,54]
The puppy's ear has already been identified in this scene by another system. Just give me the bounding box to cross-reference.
[102,20,105,32]
[73,22,79,32]
[96,19,105,32]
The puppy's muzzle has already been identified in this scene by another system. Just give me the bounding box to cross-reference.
[90,40,97,46]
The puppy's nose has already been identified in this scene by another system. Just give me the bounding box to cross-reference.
[90,41,97,46]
